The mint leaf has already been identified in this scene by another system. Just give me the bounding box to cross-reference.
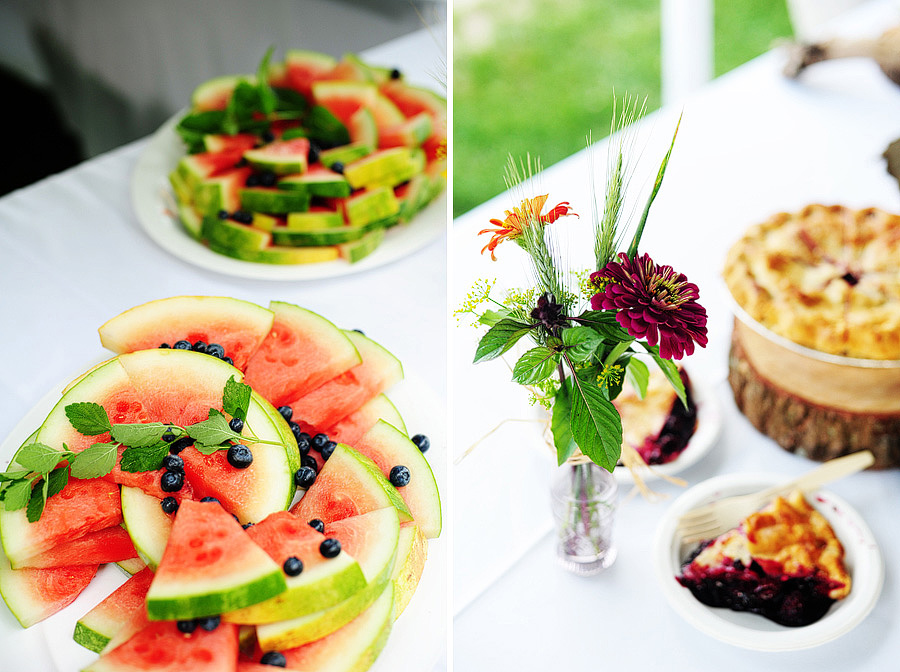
[256,46,278,116]
[14,442,64,475]
[69,443,118,479]
[194,443,226,456]
[569,370,622,471]
[46,467,69,499]
[3,478,34,511]
[223,377,252,422]
[551,380,577,466]
[0,470,30,482]
[65,402,112,436]
[26,480,46,523]
[186,409,243,448]
[512,347,558,385]
[474,319,534,363]
[119,443,169,473]
[562,327,604,363]
[110,422,170,448]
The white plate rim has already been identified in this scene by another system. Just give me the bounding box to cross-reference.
[653,471,884,652]
[0,362,446,672]
[130,111,447,281]
[614,366,723,484]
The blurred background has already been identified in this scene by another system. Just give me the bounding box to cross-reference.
[453,0,865,218]
[0,0,446,196]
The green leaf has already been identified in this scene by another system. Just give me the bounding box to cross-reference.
[26,481,46,523]
[119,443,169,473]
[571,311,631,341]
[551,381,577,466]
[223,80,259,135]
[569,370,622,471]
[477,309,509,327]
[194,443,225,456]
[69,443,118,479]
[603,340,633,367]
[643,346,687,408]
[304,105,350,146]
[512,347,558,385]
[65,402,112,436]
[11,443,63,474]
[2,478,34,511]
[562,326,603,362]
[256,46,278,116]
[473,318,534,363]
[274,87,309,114]
[223,376,252,422]
[625,358,650,399]
[45,467,69,500]
[0,470,30,482]
[110,423,170,448]
[186,409,243,448]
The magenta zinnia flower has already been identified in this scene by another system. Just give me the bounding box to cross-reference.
[590,253,708,360]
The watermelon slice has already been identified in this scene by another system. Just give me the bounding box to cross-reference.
[290,444,410,526]
[83,620,240,672]
[146,499,286,620]
[391,521,427,619]
[324,394,406,445]
[256,507,400,651]
[243,302,361,408]
[379,111,433,149]
[116,557,148,576]
[15,525,137,569]
[203,133,258,154]
[74,567,154,653]
[120,486,173,570]
[312,81,378,126]
[280,583,394,672]
[191,74,245,111]
[277,164,351,198]
[284,50,337,98]
[98,296,275,371]
[354,420,441,539]
[0,548,98,628]
[0,477,122,568]
[194,166,253,216]
[244,137,311,175]
[224,510,366,624]
[286,330,403,431]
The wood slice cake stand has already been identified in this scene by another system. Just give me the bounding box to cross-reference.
[728,318,900,469]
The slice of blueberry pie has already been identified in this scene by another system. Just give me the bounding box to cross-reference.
[677,490,851,626]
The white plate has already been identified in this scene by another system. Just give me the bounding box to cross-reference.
[0,367,447,672]
[653,472,884,651]
[614,369,723,484]
[130,112,447,281]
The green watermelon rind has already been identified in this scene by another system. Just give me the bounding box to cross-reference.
[73,620,110,653]
[271,219,383,247]
[339,228,386,264]
[277,172,352,199]
[239,188,312,214]
[285,209,345,230]
[120,486,171,570]
[208,240,339,265]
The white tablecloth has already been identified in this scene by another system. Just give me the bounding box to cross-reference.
[452,1,900,669]
[0,28,447,672]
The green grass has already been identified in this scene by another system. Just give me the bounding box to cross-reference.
[453,0,793,218]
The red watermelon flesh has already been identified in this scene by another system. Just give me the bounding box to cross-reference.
[85,620,239,672]
[16,525,137,569]
[245,511,326,567]
[204,134,258,154]
[285,331,402,431]
[243,302,360,408]
[237,663,302,672]
[312,81,378,126]
[285,50,337,98]
[75,567,154,651]
[0,557,99,628]
[189,149,248,178]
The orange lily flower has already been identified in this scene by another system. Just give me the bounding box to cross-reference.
[478,195,577,260]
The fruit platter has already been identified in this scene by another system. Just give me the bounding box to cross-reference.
[132,48,447,280]
[0,296,444,671]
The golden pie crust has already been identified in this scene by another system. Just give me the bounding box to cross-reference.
[692,490,851,600]
[723,204,900,360]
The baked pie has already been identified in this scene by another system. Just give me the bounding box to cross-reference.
[677,490,851,626]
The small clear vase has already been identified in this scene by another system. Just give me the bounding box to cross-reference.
[550,460,618,576]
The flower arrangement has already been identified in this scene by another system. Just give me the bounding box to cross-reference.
[460,99,708,474]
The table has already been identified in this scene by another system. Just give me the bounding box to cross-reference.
[451,1,900,669]
[0,28,447,672]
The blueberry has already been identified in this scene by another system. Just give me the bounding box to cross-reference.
[242,522,254,530]
[319,538,341,558]
[161,430,176,443]
[229,417,244,433]
[311,433,329,451]
[308,519,325,533]
[411,434,430,453]
[246,173,261,187]
[283,556,304,576]
[277,406,293,421]
[159,343,170,349]
[232,210,253,225]
[301,454,318,470]
[201,496,221,505]
[191,340,207,353]
[390,68,402,80]
[331,161,344,174]
[206,343,225,359]
[223,356,234,366]
[173,340,191,350]
[217,209,230,219]
[320,441,336,461]
[389,465,410,487]
[296,433,311,456]
[259,650,287,667]
[176,619,198,633]
[352,328,365,335]
[308,142,321,164]
[162,454,184,473]
[261,130,275,144]
[198,615,220,631]
[160,470,184,492]
[289,422,302,440]
[293,466,316,489]
[227,445,253,469]
[260,171,276,187]
[160,496,179,515]
[169,436,193,454]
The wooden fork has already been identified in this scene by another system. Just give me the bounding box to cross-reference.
[677,451,874,544]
